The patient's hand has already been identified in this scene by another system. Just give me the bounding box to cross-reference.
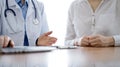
[88,35,115,47]
[0,36,14,48]
[37,31,57,46]
[80,36,90,47]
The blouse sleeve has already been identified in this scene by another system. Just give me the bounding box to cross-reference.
[65,1,80,46]
[114,0,120,46]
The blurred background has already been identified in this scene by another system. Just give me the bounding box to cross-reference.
[38,0,74,46]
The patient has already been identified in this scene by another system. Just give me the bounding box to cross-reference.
[65,0,120,47]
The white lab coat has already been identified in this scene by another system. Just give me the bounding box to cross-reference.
[0,0,49,46]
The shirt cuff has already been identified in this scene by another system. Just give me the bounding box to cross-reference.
[65,38,82,46]
[113,35,120,46]
[74,37,82,46]
[65,39,79,46]
[35,38,39,46]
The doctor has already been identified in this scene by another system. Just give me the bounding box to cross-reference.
[0,0,57,47]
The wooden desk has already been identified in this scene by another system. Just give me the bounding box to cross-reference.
[0,47,120,67]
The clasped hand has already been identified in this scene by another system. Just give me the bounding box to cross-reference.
[80,35,114,47]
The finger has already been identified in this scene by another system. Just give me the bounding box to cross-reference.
[81,41,89,46]
[82,38,89,43]
[51,39,57,44]
[3,36,10,48]
[91,43,101,47]
[90,42,98,47]
[49,37,57,43]
[48,42,53,46]
[44,31,53,36]
[90,39,101,47]
[80,38,89,46]
[48,38,57,45]
[89,39,98,46]
[89,35,98,40]
[48,39,57,45]
[82,36,88,41]
[82,41,89,45]
[44,42,53,46]
[83,39,89,43]
[89,38,99,43]
[83,36,89,39]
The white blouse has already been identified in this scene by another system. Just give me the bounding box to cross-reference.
[65,0,120,46]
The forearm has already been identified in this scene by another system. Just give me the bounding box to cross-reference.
[65,38,82,46]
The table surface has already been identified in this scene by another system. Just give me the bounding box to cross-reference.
[0,47,120,67]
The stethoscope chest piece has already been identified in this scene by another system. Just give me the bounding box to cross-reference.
[33,19,39,25]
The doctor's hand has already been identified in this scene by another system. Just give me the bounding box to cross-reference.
[36,31,57,46]
[0,36,14,48]
[88,35,115,47]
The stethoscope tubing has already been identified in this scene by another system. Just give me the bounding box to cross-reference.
[4,0,16,17]
[4,0,36,18]
[31,0,37,19]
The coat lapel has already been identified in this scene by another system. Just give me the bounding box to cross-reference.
[26,0,34,19]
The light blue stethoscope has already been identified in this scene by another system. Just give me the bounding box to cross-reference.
[4,0,39,25]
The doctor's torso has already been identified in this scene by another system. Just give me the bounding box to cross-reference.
[0,0,48,46]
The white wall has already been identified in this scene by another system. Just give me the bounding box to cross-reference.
[38,0,74,46]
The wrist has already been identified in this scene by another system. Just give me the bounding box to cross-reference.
[35,38,39,46]
[74,38,82,46]
[108,36,115,47]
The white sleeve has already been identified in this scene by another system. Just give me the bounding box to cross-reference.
[38,2,49,35]
[113,35,120,46]
[0,0,1,14]
[65,2,79,46]
[0,0,2,35]
[114,0,120,46]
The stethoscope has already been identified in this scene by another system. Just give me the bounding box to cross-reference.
[4,0,39,25]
